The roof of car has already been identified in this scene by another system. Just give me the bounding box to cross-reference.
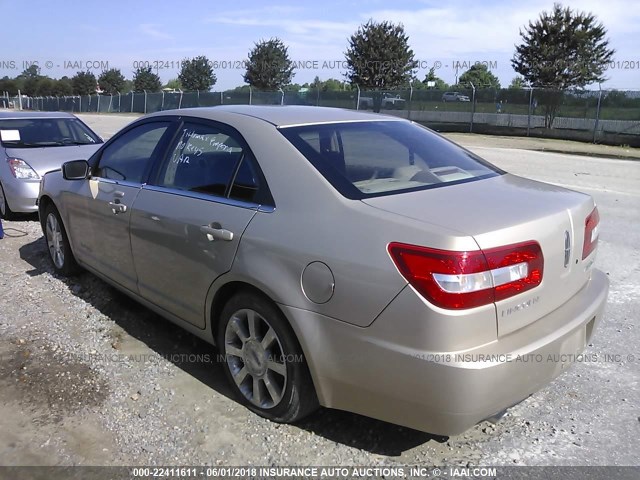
[152,105,404,128]
[0,111,75,120]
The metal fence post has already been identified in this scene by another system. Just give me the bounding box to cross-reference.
[108,93,113,113]
[469,83,476,133]
[356,85,360,110]
[593,86,603,144]
[131,92,134,113]
[178,90,183,109]
[527,87,533,137]
[161,91,165,111]
[79,95,81,112]
[249,86,252,105]
[96,93,100,113]
[408,81,414,121]
[144,90,148,113]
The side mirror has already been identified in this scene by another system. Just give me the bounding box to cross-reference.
[62,160,90,180]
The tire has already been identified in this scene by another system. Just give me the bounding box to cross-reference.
[0,182,15,220]
[217,291,318,423]
[43,205,80,276]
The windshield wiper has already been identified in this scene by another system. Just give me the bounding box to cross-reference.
[4,140,96,147]
[2,141,57,147]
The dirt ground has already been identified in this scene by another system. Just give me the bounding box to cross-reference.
[0,114,638,468]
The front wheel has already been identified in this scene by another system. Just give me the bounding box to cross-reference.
[217,292,318,423]
[0,182,15,220]
[44,205,79,276]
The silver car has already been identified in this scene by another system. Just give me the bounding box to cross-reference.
[442,92,471,102]
[0,111,102,218]
[38,106,608,435]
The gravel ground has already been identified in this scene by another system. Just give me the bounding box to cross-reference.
[0,115,638,467]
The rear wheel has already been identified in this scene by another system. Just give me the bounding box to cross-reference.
[0,182,15,220]
[44,205,79,276]
[218,291,318,423]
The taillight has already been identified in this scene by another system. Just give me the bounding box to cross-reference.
[582,206,600,260]
[388,241,544,310]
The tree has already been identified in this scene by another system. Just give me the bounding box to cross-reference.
[132,67,161,92]
[307,76,346,92]
[98,68,126,94]
[320,78,347,91]
[422,67,448,90]
[164,78,182,90]
[122,79,134,93]
[244,38,294,90]
[35,77,56,96]
[0,76,19,95]
[178,56,216,91]
[509,76,526,89]
[18,65,43,96]
[20,64,40,79]
[458,63,500,89]
[230,84,251,93]
[511,3,615,127]
[345,20,417,112]
[53,77,74,96]
[283,83,303,92]
[71,71,97,95]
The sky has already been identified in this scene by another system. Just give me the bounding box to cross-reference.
[1,0,639,91]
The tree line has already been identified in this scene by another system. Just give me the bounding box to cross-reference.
[1,3,615,124]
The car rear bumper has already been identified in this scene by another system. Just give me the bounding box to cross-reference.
[283,268,609,436]
[1,176,40,213]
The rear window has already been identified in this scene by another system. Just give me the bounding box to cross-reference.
[0,117,102,148]
[280,121,502,199]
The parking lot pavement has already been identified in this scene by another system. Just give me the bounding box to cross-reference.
[446,132,640,160]
[78,114,140,140]
[0,114,638,466]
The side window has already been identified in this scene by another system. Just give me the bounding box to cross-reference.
[229,155,260,203]
[158,123,244,197]
[96,122,170,183]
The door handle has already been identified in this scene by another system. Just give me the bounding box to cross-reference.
[200,224,234,242]
[108,201,127,214]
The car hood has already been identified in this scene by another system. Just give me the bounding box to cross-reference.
[4,144,101,176]
[363,173,598,336]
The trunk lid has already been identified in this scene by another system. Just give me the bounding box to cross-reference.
[4,144,101,177]
[363,174,597,336]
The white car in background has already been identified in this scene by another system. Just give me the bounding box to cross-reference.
[0,111,102,218]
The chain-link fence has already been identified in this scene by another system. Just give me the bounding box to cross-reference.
[3,87,639,146]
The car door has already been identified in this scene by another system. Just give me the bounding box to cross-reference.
[129,119,271,328]
[67,120,175,292]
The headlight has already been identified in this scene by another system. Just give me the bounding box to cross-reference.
[7,158,40,179]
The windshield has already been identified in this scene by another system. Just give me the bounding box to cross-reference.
[280,121,502,199]
[0,117,102,148]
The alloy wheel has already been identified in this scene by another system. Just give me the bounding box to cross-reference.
[46,213,65,269]
[0,184,6,217]
[224,308,287,409]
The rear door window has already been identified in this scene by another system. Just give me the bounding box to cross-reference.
[152,120,273,206]
[157,122,244,197]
